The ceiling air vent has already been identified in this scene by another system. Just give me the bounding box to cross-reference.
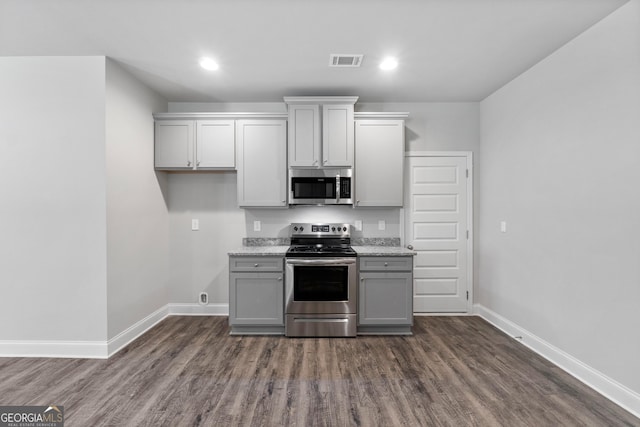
[329,54,364,67]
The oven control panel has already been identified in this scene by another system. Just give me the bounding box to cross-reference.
[290,223,351,237]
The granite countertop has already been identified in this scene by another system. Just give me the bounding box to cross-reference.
[227,246,289,256]
[228,237,415,257]
[352,246,416,256]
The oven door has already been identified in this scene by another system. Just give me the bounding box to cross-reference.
[285,257,357,315]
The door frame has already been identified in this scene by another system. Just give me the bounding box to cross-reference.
[402,151,474,313]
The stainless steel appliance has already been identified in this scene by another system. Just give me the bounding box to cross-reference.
[288,168,353,205]
[285,223,357,337]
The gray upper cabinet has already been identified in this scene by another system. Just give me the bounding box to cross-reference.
[155,120,194,169]
[195,120,235,169]
[322,104,354,167]
[236,119,287,207]
[154,119,235,170]
[287,104,321,167]
[285,96,357,168]
[354,119,405,207]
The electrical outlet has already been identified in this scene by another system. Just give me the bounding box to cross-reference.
[199,292,208,305]
[378,220,386,231]
[500,221,507,233]
[191,219,199,231]
[253,221,261,232]
[355,220,363,231]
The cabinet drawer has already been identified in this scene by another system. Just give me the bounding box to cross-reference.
[230,256,283,272]
[359,256,412,272]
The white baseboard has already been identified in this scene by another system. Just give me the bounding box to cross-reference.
[0,339,108,359]
[0,303,229,360]
[168,303,228,316]
[474,304,640,419]
[107,305,169,357]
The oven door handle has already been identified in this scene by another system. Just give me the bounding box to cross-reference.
[286,258,356,266]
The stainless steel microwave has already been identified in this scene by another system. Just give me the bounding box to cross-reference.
[288,168,353,205]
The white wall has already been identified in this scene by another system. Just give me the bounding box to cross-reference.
[0,57,108,342]
[168,173,244,305]
[105,60,170,340]
[357,102,480,152]
[166,102,479,305]
[479,0,640,399]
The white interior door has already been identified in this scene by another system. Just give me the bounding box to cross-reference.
[405,154,472,313]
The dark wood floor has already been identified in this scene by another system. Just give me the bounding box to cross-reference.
[0,316,637,426]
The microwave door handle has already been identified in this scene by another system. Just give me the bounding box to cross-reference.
[336,174,340,203]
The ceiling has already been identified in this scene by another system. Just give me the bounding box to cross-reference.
[0,0,627,103]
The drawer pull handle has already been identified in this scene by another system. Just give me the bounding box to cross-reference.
[254,263,259,267]
[277,276,282,281]
[384,262,388,267]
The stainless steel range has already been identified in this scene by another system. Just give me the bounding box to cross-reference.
[285,223,357,337]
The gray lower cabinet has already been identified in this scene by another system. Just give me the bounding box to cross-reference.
[358,256,413,335]
[229,256,284,335]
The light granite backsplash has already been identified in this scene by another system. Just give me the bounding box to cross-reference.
[243,238,290,246]
[243,237,401,247]
[350,237,401,246]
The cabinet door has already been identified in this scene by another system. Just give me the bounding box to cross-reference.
[229,272,284,326]
[354,120,404,207]
[154,120,194,169]
[359,272,413,325]
[288,105,320,167]
[196,120,235,169]
[236,119,287,207]
[322,104,354,167]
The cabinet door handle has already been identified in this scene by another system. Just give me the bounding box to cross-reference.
[384,262,388,267]
[407,245,414,250]
[187,160,192,167]
[277,276,282,281]
[196,161,200,167]
[323,159,328,164]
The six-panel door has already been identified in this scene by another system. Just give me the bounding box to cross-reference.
[405,155,471,313]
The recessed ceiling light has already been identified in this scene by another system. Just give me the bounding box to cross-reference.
[199,57,219,71]
[379,57,398,71]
